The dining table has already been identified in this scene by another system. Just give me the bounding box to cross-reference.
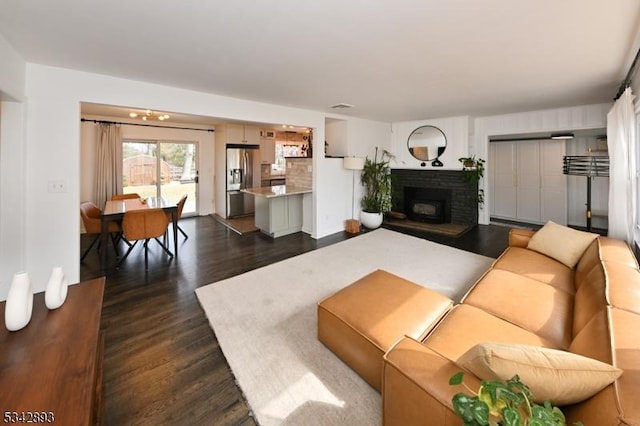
[100,197,178,270]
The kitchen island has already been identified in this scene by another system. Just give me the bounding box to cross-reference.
[242,185,312,238]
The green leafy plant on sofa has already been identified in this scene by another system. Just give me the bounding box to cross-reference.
[449,372,582,426]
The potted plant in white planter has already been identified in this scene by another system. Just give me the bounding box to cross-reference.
[360,148,393,229]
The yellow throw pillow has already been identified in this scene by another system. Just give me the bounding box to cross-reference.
[527,221,598,268]
[457,343,622,405]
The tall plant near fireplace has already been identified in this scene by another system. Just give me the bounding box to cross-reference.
[360,148,393,229]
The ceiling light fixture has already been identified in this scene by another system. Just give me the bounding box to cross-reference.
[129,109,170,121]
[550,133,574,140]
[329,103,354,109]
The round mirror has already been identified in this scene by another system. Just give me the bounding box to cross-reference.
[407,125,447,166]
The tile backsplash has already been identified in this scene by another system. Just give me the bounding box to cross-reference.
[285,158,312,188]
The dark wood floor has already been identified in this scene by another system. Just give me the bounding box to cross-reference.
[80,217,511,425]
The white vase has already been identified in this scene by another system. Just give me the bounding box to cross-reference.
[45,266,68,310]
[360,211,384,229]
[5,272,33,331]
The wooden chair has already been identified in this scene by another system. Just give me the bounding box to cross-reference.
[80,202,122,261]
[166,194,189,240]
[111,193,141,200]
[119,208,173,269]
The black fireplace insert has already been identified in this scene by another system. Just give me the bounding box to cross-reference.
[404,186,452,223]
[408,199,445,223]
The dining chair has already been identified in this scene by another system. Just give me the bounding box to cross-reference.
[166,194,189,240]
[111,193,141,200]
[119,208,173,269]
[80,201,122,261]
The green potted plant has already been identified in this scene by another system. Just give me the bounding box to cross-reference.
[360,147,393,229]
[449,372,581,426]
[459,156,486,207]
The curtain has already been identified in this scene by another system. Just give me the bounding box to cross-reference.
[607,87,637,244]
[94,123,122,208]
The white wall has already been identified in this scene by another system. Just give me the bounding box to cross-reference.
[80,119,215,215]
[0,34,27,300]
[325,119,347,157]
[0,101,26,297]
[391,116,469,170]
[312,116,391,235]
[473,103,611,224]
[24,95,81,299]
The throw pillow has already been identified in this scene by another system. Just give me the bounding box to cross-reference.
[527,221,598,268]
[457,343,622,405]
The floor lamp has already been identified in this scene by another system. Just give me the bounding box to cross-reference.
[343,156,365,233]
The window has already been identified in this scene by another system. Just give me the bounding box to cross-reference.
[272,142,302,172]
[122,140,198,215]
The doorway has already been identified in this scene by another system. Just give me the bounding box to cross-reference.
[122,140,198,215]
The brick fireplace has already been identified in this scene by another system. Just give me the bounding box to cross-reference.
[391,169,478,226]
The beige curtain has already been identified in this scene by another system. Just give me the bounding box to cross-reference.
[94,123,122,208]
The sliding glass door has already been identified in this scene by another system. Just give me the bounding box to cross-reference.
[122,140,198,215]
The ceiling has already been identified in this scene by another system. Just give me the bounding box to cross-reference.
[1,1,640,123]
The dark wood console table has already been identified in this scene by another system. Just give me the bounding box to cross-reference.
[0,277,105,425]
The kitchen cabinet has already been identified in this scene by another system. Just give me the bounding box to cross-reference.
[243,186,311,238]
[255,193,303,238]
[260,137,276,164]
[226,123,260,144]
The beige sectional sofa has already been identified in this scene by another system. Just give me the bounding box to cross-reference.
[319,225,640,425]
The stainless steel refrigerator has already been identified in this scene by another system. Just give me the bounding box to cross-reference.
[226,144,259,218]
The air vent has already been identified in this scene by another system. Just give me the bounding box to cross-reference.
[329,103,355,109]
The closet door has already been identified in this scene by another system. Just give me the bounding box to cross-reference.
[516,141,541,223]
[491,142,517,219]
[491,139,568,225]
[540,141,568,225]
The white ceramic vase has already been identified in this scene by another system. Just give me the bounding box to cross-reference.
[45,266,68,310]
[5,272,33,331]
[360,211,384,229]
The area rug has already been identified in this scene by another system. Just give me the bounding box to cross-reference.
[195,228,494,425]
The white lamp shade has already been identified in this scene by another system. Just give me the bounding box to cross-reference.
[343,156,365,170]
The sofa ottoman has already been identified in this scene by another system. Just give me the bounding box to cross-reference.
[317,269,453,391]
